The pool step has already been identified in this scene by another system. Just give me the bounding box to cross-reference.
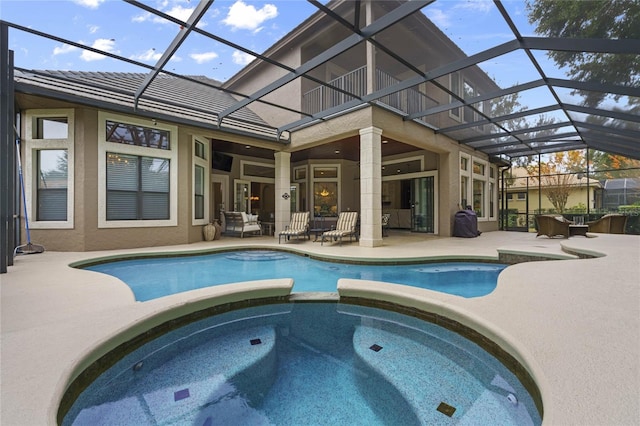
[353,325,534,425]
[72,326,277,425]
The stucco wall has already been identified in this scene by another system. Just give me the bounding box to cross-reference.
[16,96,497,251]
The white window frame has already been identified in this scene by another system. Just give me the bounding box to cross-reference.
[240,160,275,183]
[97,111,178,228]
[449,72,461,121]
[472,157,489,220]
[460,152,471,210]
[24,109,75,229]
[192,136,209,225]
[382,155,425,175]
[489,163,497,219]
[311,163,341,215]
[382,169,439,234]
[460,153,496,221]
[293,165,307,182]
[463,79,475,123]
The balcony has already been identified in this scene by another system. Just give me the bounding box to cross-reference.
[302,66,438,120]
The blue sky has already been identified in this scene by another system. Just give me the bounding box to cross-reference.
[1,0,544,84]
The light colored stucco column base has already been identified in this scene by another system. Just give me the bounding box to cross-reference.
[274,152,291,237]
[359,126,383,247]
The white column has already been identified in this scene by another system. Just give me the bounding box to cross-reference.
[274,152,291,237]
[359,126,383,247]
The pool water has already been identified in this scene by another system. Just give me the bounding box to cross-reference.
[62,303,541,425]
[85,250,506,301]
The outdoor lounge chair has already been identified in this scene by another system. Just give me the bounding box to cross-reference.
[535,214,572,238]
[278,211,310,243]
[587,214,627,234]
[321,211,358,245]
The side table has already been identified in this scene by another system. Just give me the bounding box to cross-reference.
[309,228,329,242]
[262,222,275,236]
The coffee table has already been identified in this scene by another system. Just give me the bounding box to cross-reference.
[569,225,589,237]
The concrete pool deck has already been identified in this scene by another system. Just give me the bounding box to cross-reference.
[1,230,638,425]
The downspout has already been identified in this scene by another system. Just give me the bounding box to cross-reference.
[586,148,590,217]
[526,175,530,228]
[538,154,542,214]
[500,163,511,230]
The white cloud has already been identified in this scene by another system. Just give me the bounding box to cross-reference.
[80,38,118,62]
[456,0,492,13]
[132,12,151,23]
[222,0,277,31]
[425,9,451,28]
[88,25,99,34]
[190,52,219,64]
[131,48,162,62]
[72,0,106,8]
[163,5,196,23]
[232,50,255,66]
[133,5,207,28]
[53,44,79,56]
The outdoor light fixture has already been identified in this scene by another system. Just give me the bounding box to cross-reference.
[282,193,290,200]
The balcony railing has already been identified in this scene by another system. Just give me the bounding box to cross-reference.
[375,68,438,117]
[302,66,367,115]
[302,66,438,117]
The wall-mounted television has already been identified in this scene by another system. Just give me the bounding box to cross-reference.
[212,152,233,172]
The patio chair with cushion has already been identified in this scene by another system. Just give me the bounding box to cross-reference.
[587,214,627,234]
[535,214,572,238]
[223,211,262,238]
[278,212,310,243]
[382,213,390,237]
[321,211,359,246]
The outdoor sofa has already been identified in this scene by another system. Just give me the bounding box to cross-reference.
[223,211,262,238]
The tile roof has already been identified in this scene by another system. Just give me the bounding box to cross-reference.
[14,69,288,142]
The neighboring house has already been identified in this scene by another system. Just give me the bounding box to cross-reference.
[501,167,602,216]
[11,0,501,251]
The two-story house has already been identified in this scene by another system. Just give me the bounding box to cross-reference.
[10,0,501,251]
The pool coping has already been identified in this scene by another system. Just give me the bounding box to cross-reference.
[69,245,503,269]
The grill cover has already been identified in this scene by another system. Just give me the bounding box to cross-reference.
[453,209,480,238]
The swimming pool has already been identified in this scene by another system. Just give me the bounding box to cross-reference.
[83,250,506,301]
[61,302,541,425]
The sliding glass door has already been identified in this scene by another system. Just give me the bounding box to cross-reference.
[411,176,435,233]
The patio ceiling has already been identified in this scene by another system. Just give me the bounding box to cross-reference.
[1,0,639,161]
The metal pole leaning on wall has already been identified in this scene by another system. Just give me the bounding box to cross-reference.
[0,23,16,273]
[586,148,590,217]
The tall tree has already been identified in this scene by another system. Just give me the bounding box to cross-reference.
[527,151,586,213]
[489,91,557,167]
[590,150,640,179]
[526,0,640,107]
